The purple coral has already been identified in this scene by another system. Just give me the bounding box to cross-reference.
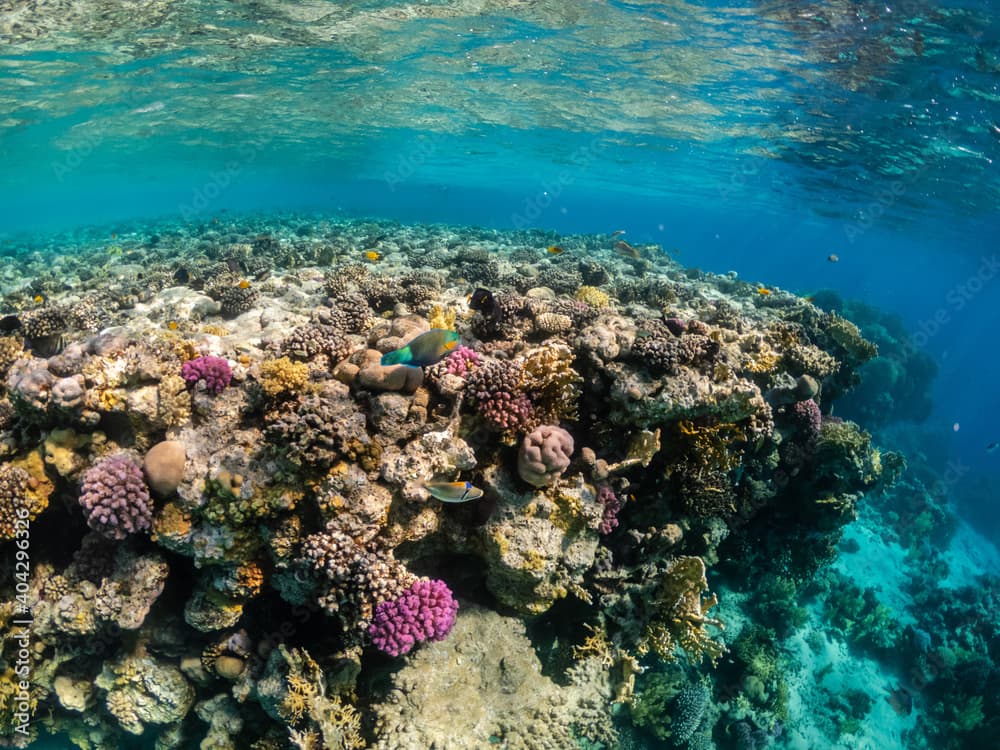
[792,399,822,444]
[465,359,536,434]
[368,578,459,656]
[443,345,481,378]
[517,424,574,487]
[181,356,232,395]
[78,455,154,540]
[597,483,625,535]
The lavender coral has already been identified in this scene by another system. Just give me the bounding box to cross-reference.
[517,424,574,487]
[181,355,232,395]
[443,344,480,377]
[465,359,535,437]
[368,579,459,656]
[78,455,154,540]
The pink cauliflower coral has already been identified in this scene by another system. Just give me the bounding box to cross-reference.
[368,578,459,656]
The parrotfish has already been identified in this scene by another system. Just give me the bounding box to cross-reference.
[380,329,460,367]
[423,480,484,504]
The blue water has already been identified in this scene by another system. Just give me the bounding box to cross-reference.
[3,1,1000,747]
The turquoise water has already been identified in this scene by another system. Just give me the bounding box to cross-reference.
[2,1,1000,749]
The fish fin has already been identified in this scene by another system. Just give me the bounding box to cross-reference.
[380,348,409,366]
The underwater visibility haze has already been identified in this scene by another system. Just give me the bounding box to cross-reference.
[1,1,999,749]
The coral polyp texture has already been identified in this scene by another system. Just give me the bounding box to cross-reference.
[0,214,939,750]
[368,578,459,656]
[78,454,154,540]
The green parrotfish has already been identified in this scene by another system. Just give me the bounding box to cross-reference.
[381,329,460,367]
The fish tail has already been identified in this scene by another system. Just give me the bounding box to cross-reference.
[380,347,411,366]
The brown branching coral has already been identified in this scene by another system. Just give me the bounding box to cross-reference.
[640,556,725,665]
[520,343,582,424]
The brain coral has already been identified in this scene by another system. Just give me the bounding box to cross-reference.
[78,455,154,540]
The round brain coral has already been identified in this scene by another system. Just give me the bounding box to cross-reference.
[516,424,574,487]
[368,578,459,656]
[78,455,154,540]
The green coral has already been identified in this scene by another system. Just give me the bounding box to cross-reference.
[821,571,901,654]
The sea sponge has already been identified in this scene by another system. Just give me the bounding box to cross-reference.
[78,455,154,540]
[517,425,575,487]
[368,579,459,656]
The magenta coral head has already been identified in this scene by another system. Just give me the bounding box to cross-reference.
[444,345,481,378]
[181,355,232,395]
[368,578,459,656]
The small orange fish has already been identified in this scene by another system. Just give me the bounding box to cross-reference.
[238,279,251,289]
[613,240,640,259]
[757,287,772,296]
[365,250,381,262]
[547,245,565,255]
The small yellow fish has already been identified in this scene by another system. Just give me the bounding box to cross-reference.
[32,294,44,304]
[238,279,251,289]
[547,245,565,255]
[365,250,381,262]
[423,480,483,504]
[757,287,772,296]
[167,320,179,331]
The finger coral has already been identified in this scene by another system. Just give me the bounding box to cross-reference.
[78,455,154,540]
[368,578,459,656]
[181,355,232,395]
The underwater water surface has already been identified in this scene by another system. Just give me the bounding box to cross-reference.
[2,1,999,749]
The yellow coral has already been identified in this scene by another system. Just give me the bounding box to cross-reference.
[574,285,610,308]
[427,304,456,330]
[640,556,725,665]
[520,343,582,424]
[157,374,191,427]
[674,419,746,474]
[201,324,231,336]
[259,356,310,398]
[152,502,193,543]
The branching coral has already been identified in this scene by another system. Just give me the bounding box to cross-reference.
[520,343,582,424]
[640,556,725,664]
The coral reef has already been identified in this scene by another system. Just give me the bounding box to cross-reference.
[0,215,904,749]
